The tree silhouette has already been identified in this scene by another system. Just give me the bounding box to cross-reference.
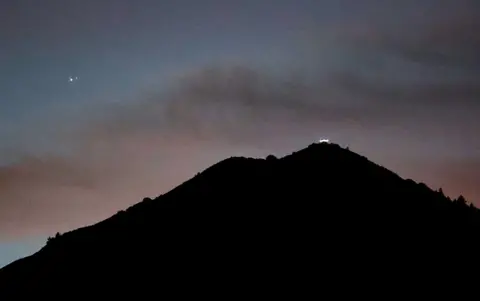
[457,195,467,206]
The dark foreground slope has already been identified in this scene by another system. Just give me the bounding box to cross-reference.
[1,143,479,296]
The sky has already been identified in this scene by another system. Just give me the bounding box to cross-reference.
[0,0,479,267]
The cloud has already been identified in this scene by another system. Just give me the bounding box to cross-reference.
[329,72,480,106]
[82,65,365,142]
[295,4,480,110]
[337,4,480,73]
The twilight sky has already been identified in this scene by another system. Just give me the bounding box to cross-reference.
[1,0,479,267]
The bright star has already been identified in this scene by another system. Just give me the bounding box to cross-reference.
[69,76,79,83]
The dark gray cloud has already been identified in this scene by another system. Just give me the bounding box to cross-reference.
[329,72,480,105]
[297,5,480,111]
[88,65,413,141]
[339,5,480,73]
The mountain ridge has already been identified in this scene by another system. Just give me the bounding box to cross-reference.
[1,142,479,296]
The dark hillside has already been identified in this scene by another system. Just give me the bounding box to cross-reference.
[1,143,478,296]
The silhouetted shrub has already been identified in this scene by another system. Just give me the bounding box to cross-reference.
[266,155,277,161]
[46,232,62,245]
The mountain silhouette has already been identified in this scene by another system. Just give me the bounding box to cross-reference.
[1,142,479,296]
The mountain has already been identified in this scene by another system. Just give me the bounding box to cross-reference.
[1,142,479,297]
